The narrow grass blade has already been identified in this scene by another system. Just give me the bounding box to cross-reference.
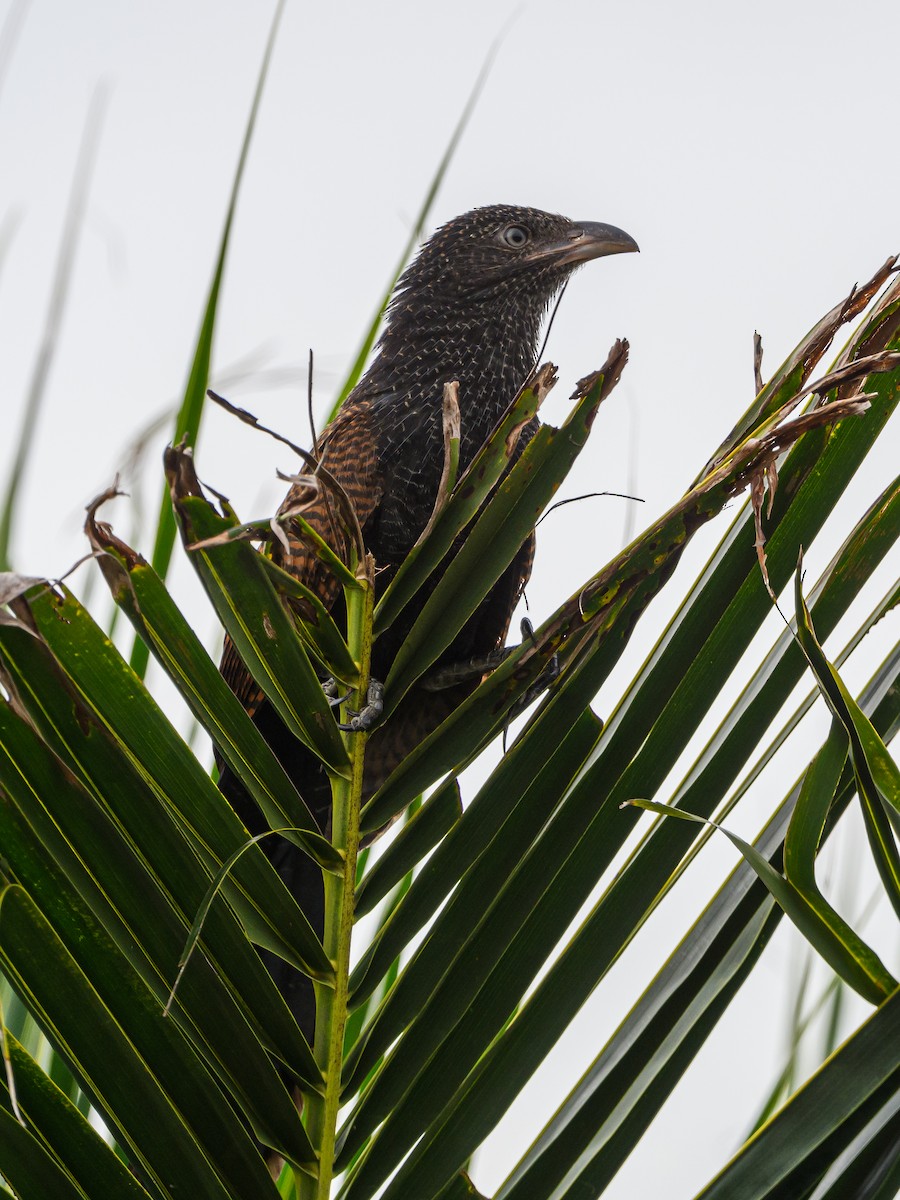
[0,0,29,111]
[793,560,900,917]
[135,0,286,676]
[0,85,107,570]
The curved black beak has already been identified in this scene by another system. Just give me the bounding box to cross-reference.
[526,220,640,267]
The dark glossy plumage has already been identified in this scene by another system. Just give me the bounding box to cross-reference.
[217,204,638,1038]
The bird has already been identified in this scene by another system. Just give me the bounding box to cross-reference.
[216,204,638,1041]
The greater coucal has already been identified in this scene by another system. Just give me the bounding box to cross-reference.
[217,204,638,1039]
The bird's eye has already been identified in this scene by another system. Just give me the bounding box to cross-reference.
[501,224,530,248]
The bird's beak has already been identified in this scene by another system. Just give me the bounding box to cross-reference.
[526,221,640,267]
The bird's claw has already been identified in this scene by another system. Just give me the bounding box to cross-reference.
[421,617,555,697]
[421,648,507,691]
[338,679,385,733]
[509,651,559,717]
[504,617,559,727]
[323,677,353,708]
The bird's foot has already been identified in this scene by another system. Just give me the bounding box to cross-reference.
[421,618,558,707]
[338,679,385,733]
[420,647,509,691]
[323,677,353,708]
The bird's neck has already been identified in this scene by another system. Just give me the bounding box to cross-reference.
[369,291,546,433]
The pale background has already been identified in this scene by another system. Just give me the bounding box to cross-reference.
[1,1,898,1195]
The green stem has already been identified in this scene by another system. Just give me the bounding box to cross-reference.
[301,557,374,1199]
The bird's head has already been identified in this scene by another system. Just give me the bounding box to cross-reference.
[391,204,639,312]
[369,204,638,400]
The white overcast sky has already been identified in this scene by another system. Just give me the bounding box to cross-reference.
[1,1,899,1196]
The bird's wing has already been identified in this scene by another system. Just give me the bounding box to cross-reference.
[275,401,383,609]
[220,634,267,718]
[220,400,384,714]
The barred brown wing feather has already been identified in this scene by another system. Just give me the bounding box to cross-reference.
[220,634,266,721]
[274,400,384,610]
